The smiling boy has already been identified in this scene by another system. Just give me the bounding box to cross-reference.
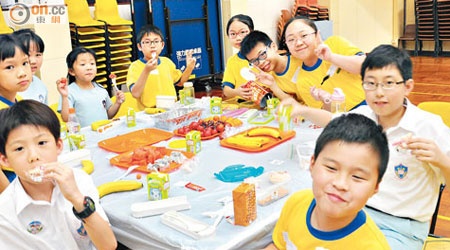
[263,114,390,249]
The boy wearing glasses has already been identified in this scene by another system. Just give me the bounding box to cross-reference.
[278,45,450,249]
[240,31,304,102]
[126,25,196,110]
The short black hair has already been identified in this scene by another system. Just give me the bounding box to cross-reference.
[0,100,60,156]
[137,25,164,44]
[66,47,97,84]
[13,29,45,53]
[226,14,254,35]
[313,113,389,183]
[240,30,273,60]
[0,34,28,61]
[361,45,412,81]
[279,17,318,51]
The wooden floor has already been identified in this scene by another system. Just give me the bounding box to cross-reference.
[412,56,450,237]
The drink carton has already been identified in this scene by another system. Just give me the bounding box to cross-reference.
[127,108,136,127]
[186,130,201,154]
[147,172,170,200]
[210,97,222,114]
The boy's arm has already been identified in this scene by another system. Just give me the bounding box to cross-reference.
[107,91,125,119]
[260,243,279,250]
[279,97,332,127]
[43,163,117,250]
[223,85,252,100]
[56,78,70,122]
[177,50,196,86]
[130,58,158,99]
[253,70,297,101]
[0,171,9,193]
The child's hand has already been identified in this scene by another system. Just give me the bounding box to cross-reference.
[278,97,305,118]
[42,162,83,204]
[310,86,331,103]
[186,49,197,70]
[251,70,275,89]
[56,78,68,97]
[314,34,332,62]
[406,137,450,168]
[144,57,158,72]
[236,85,252,100]
[115,90,125,104]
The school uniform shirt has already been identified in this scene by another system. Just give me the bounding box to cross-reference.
[348,99,450,222]
[0,169,109,250]
[293,36,366,110]
[126,57,182,110]
[271,55,304,103]
[57,82,112,128]
[0,94,22,110]
[222,52,261,93]
[18,75,49,105]
[273,190,390,250]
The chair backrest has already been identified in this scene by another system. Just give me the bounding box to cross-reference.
[417,101,450,128]
[111,92,139,118]
[49,103,64,122]
[0,7,13,34]
[94,0,120,21]
[65,0,100,26]
[403,24,416,38]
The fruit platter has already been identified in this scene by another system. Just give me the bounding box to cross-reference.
[220,126,296,152]
[174,115,243,140]
[110,146,194,173]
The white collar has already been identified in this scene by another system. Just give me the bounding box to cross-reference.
[14,178,58,216]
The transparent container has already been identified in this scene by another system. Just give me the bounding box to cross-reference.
[153,108,203,131]
[245,171,292,206]
[67,108,80,134]
[330,88,346,113]
[183,82,195,105]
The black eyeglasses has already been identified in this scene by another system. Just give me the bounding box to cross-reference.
[249,47,268,66]
[141,40,162,46]
[362,80,405,90]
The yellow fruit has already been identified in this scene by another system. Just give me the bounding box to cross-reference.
[97,181,143,198]
[247,127,281,139]
[226,135,271,148]
[145,108,166,114]
[91,120,112,131]
[81,160,94,174]
[234,134,271,144]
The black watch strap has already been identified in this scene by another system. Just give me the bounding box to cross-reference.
[73,196,96,222]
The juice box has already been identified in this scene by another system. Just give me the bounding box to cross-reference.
[69,134,86,151]
[127,108,136,127]
[266,97,280,116]
[147,172,170,200]
[210,97,222,114]
[278,105,293,132]
[179,89,186,105]
[186,130,201,154]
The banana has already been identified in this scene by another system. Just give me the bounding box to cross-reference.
[97,181,143,198]
[91,120,112,131]
[234,134,271,144]
[225,135,271,148]
[145,108,166,114]
[81,160,94,174]
[247,127,281,139]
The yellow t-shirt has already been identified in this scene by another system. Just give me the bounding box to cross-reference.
[294,36,366,110]
[271,55,304,103]
[126,57,182,110]
[273,190,391,250]
[0,95,22,110]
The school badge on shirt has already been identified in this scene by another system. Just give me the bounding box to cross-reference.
[77,223,87,237]
[394,163,408,180]
[27,221,43,234]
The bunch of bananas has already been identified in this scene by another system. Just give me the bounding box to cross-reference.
[247,127,281,139]
[97,181,143,198]
[225,134,271,148]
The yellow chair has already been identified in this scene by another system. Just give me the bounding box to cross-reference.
[49,103,64,123]
[111,92,139,118]
[417,101,450,128]
[65,0,105,26]
[94,0,133,26]
[422,237,450,250]
[0,8,13,34]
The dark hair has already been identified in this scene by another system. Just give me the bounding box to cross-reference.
[313,113,389,183]
[279,17,318,51]
[0,100,60,156]
[13,29,45,53]
[66,47,97,84]
[0,34,28,62]
[361,44,412,81]
[240,30,273,60]
[226,14,254,35]
[137,25,164,43]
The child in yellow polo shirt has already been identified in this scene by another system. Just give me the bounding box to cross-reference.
[126,25,196,110]
[0,34,32,193]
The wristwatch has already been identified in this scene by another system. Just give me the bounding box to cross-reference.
[73,196,96,222]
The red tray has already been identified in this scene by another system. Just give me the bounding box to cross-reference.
[110,146,195,173]
[220,126,296,152]
[98,128,173,153]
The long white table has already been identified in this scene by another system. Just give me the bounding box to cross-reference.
[79,106,321,250]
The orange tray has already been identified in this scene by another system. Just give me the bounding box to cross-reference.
[110,146,194,173]
[220,126,296,152]
[173,129,220,140]
[98,128,173,153]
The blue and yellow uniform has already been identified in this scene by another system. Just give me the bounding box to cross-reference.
[222,52,260,99]
[127,57,182,110]
[293,36,366,110]
[273,190,390,250]
[271,55,304,103]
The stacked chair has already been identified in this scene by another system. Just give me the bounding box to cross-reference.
[291,0,329,21]
[0,8,14,34]
[415,0,438,56]
[437,0,450,55]
[66,0,135,95]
